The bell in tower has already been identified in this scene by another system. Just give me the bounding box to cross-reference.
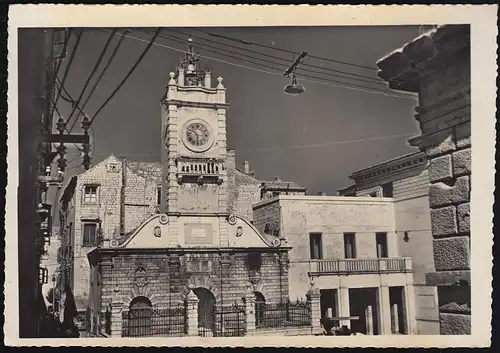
[177,37,208,87]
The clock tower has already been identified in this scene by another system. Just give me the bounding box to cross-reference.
[160,38,230,217]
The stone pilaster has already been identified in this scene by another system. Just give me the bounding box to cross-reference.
[219,253,232,305]
[306,286,321,334]
[168,254,181,302]
[338,278,351,328]
[244,287,256,335]
[278,252,290,302]
[376,24,471,335]
[186,290,199,336]
[378,285,392,335]
[109,301,124,338]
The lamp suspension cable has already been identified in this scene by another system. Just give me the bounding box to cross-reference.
[114,29,414,100]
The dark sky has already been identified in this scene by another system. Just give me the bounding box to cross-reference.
[58,26,421,195]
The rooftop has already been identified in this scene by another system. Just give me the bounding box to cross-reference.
[261,177,306,191]
[127,161,162,180]
[253,194,394,209]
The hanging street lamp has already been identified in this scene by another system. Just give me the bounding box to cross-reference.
[283,51,308,96]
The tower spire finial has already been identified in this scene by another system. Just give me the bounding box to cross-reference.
[187,36,194,53]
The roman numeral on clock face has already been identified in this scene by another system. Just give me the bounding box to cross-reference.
[186,122,210,146]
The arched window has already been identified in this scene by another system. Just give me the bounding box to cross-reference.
[128,296,152,337]
[254,291,266,327]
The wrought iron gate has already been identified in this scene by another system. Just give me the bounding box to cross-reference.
[122,306,186,337]
[198,303,246,337]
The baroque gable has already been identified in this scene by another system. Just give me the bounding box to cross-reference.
[106,213,280,250]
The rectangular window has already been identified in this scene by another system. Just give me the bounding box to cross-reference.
[83,223,98,246]
[156,187,162,205]
[83,186,98,204]
[382,182,394,197]
[309,233,323,260]
[376,232,388,258]
[344,233,356,259]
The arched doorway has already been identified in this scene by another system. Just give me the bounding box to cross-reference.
[128,296,152,337]
[254,291,266,327]
[193,287,216,335]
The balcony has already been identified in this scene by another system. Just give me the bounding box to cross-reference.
[308,257,412,276]
[176,157,224,185]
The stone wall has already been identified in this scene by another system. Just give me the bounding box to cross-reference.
[377,25,471,334]
[92,250,289,330]
[253,196,398,299]
[66,156,162,306]
[124,164,161,232]
[393,170,439,334]
[350,159,439,334]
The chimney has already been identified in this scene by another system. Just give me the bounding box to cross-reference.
[120,158,127,235]
[243,161,250,174]
[317,191,327,196]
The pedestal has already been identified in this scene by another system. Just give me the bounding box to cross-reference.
[110,301,123,338]
[245,289,256,335]
[186,290,199,336]
[306,287,321,334]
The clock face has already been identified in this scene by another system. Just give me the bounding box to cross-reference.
[186,122,210,147]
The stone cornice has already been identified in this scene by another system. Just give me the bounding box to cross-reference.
[408,119,470,150]
[376,25,470,93]
[176,86,218,94]
[162,99,230,110]
[350,151,427,184]
[88,246,291,258]
[166,211,230,217]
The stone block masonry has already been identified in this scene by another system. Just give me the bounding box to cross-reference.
[377,25,471,335]
[94,250,290,335]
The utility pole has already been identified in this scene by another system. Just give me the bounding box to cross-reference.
[36,28,92,337]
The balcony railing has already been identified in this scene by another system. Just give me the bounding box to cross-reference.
[176,158,224,185]
[308,257,412,275]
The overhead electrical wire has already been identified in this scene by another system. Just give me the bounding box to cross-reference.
[141,28,385,87]
[41,29,73,135]
[160,28,383,83]
[55,76,89,125]
[88,28,161,126]
[194,28,379,71]
[65,29,117,133]
[68,28,129,133]
[84,130,417,158]
[52,30,83,124]
[108,29,415,100]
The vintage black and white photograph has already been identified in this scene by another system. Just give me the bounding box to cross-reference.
[5,4,496,347]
